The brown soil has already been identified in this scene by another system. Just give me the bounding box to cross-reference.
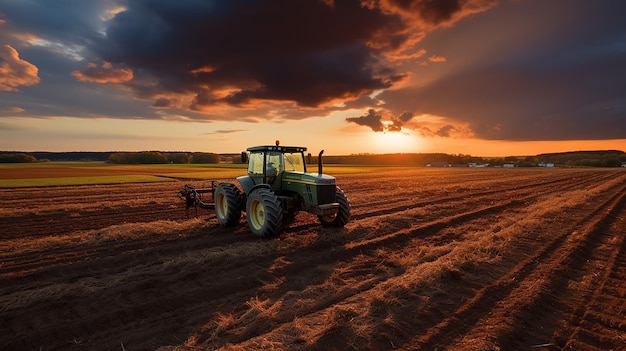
[1,168,625,351]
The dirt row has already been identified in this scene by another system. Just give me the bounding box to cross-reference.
[1,168,625,350]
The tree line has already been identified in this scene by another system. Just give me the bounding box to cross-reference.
[107,151,221,164]
[0,151,223,164]
[318,150,626,167]
[1,150,625,167]
[0,153,38,163]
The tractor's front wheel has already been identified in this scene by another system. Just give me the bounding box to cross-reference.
[215,183,243,226]
[246,188,283,238]
[319,187,350,227]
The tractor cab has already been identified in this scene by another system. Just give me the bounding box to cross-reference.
[243,143,307,187]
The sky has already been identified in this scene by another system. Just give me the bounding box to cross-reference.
[0,0,625,156]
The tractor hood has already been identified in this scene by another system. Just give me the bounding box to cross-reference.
[283,171,336,185]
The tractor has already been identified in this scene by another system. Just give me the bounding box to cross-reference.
[179,141,350,237]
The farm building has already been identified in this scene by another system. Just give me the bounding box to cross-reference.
[426,162,451,167]
[538,162,555,167]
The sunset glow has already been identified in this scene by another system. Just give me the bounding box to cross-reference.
[0,0,624,156]
[370,128,422,154]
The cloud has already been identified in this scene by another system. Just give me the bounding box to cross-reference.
[86,0,495,114]
[346,108,413,132]
[4,0,623,145]
[346,109,387,132]
[0,106,25,113]
[209,129,249,135]
[347,109,473,138]
[378,0,626,141]
[379,0,498,27]
[71,62,133,83]
[428,55,446,63]
[385,44,626,141]
[0,45,40,91]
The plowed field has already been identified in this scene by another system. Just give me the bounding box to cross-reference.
[1,168,625,351]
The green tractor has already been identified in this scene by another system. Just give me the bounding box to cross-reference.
[211,141,350,237]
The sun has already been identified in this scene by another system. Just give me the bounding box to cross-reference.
[370,128,421,153]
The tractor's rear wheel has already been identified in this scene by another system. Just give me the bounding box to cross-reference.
[246,188,283,237]
[215,183,243,226]
[319,187,350,227]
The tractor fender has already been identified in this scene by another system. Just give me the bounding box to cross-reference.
[236,175,271,196]
[236,175,255,195]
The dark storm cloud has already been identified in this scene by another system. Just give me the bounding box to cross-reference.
[95,0,405,109]
[379,0,626,141]
[90,0,491,112]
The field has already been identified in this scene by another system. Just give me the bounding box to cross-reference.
[1,166,626,350]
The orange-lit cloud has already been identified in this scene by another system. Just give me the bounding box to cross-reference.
[379,0,498,28]
[72,62,133,84]
[403,114,474,138]
[0,106,25,113]
[0,45,40,91]
[428,55,446,63]
[346,108,473,139]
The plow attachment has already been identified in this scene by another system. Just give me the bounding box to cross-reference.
[177,182,217,217]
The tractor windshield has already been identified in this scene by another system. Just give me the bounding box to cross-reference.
[247,150,305,175]
[284,152,305,172]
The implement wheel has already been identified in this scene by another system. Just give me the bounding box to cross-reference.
[319,187,350,227]
[246,188,283,238]
[215,183,243,226]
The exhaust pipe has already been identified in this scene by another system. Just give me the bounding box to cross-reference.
[318,149,324,175]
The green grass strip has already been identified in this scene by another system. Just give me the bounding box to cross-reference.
[0,175,172,188]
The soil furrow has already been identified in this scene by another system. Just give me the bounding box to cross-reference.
[349,170,614,222]
[2,169,626,351]
[182,173,626,349]
[410,179,626,351]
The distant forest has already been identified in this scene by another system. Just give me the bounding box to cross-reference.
[1,150,625,167]
[0,151,225,164]
[321,150,626,168]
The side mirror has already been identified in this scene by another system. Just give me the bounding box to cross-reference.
[241,151,248,163]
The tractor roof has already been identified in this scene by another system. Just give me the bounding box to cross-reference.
[247,145,307,153]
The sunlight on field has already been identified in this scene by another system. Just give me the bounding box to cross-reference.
[0,175,170,188]
[0,163,402,187]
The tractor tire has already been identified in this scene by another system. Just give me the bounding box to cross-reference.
[215,183,243,226]
[246,187,283,238]
[319,187,350,227]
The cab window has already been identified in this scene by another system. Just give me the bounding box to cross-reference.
[248,152,284,175]
[266,152,283,174]
[284,152,305,172]
[248,152,264,174]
